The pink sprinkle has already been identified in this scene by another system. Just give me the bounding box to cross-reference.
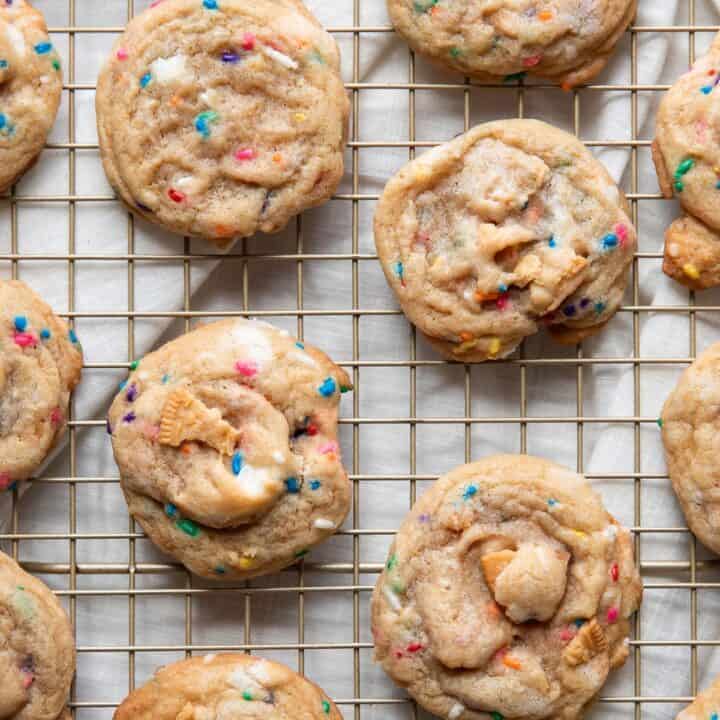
[50,408,62,425]
[493,647,509,661]
[0,473,12,491]
[559,628,574,643]
[13,332,37,348]
[606,606,619,624]
[235,360,258,378]
[523,54,542,68]
[615,223,628,247]
[21,672,34,689]
[150,0,165,7]
[116,47,129,60]
[234,148,257,162]
[242,32,256,51]
[496,294,510,311]
[318,441,339,455]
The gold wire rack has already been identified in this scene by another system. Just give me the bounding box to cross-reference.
[2,0,720,718]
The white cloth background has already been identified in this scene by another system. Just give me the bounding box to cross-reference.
[2,1,720,718]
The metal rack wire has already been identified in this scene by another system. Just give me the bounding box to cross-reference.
[3,1,720,718]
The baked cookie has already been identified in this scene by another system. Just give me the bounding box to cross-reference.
[371,455,642,720]
[653,32,720,289]
[96,0,349,245]
[661,342,720,555]
[0,280,83,490]
[374,120,637,362]
[387,0,636,88]
[108,318,352,579]
[0,0,63,193]
[114,654,341,720]
[676,673,720,719]
[0,550,76,720]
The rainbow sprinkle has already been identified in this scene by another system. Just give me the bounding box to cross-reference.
[601,233,619,251]
[122,412,136,423]
[140,72,152,88]
[177,518,200,537]
[34,41,52,55]
[548,235,557,248]
[0,60,8,69]
[165,503,178,518]
[322,700,331,714]
[606,606,619,624]
[463,484,477,500]
[504,71,526,83]
[13,316,27,332]
[318,377,337,397]
[203,0,218,8]
[393,261,404,281]
[231,451,243,475]
[221,51,239,63]
[40,328,51,340]
[285,477,301,493]
[242,690,253,701]
[195,110,219,138]
[69,329,79,344]
[413,0,438,12]
[309,480,321,490]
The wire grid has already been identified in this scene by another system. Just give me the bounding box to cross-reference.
[2,0,720,718]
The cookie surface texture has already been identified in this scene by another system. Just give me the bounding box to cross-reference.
[96,0,349,245]
[108,318,352,579]
[387,0,636,87]
[676,673,720,719]
[0,550,76,720]
[661,341,720,554]
[0,280,83,487]
[371,455,642,720]
[374,119,637,361]
[653,31,720,289]
[0,0,63,192]
[113,654,342,720]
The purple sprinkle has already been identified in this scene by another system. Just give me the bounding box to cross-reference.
[418,513,431,523]
[563,305,577,317]
[579,298,590,309]
[126,384,138,402]
[122,412,136,423]
[106,419,113,435]
[136,201,152,212]
[222,51,239,63]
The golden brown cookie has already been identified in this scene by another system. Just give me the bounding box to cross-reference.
[676,673,720,719]
[96,0,349,245]
[113,654,342,720]
[108,318,352,579]
[371,455,642,720]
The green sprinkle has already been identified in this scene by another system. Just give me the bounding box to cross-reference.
[413,0,438,12]
[176,518,200,537]
[242,690,253,701]
[16,585,24,591]
[391,580,406,593]
[294,548,309,558]
[322,700,331,714]
[674,157,696,179]
[340,385,351,394]
[657,418,663,428]
[449,47,462,58]
[674,180,684,193]
[52,59,61,71]
[386,554,398,570]
[130,360,139,370]
[503,71,527,83]
[491,713,504,720]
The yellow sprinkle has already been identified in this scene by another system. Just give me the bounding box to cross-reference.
[453,340,479,355]
[574,530,587,539]
[714,165,720,175]
[293,113,306,122]
[683,263,700,280]
[238,556,255,570]
[489,338,501,356]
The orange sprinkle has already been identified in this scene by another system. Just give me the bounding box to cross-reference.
[181,443,193,455]
[486,601,501,617]
[430,4,442,14]
[503,655,523,670]
[214,224,234,237]
[709,69,717,75]
[475,290,500,303]
[169,94,183,108]
[459,331,474,342]
[272,153,283,164]
[538,10,553,21]
[561,81,573,92]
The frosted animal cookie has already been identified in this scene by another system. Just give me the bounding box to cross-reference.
[0,0,63,193]
[107,318,352,579]
[676,673,720,719]
[374,119,637,361]
[96,0,349,245]
[371,455,642,720]
[660,342,720,554]
[0,551,76,720]
[387,0,636,88]
[113,654,342,720]
[653,32,720,289]
[0,280,83,489]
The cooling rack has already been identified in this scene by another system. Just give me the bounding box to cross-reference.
[2,1,720,718]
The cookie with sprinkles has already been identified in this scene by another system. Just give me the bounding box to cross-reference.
[0,550,76,720]
[653,32,720,289]
[107,318,352,580]
[387,0,636,88]
[0,0,63,192]
[374,119,637,362]
[0,280,83,489]
[96,0,349,245]
[113,654,341,720]
[676,673,720,719]
[661,342,720,555]
[371,455,642,720]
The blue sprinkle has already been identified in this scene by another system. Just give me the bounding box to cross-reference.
[498,283,508,293]
[40,328,51,340]
[548,235,557,248]
[140,72,152,88]
[711,713,718,720]
[318,377,336,397]
[285,477,301,493]
[548,498,558,507]
[161,373,170,384]
[69,329,79,344]
[203,0,218,8]
[701,86,713,94]
[13,316,27,332]
[574,619,586,629]
[716,181,720,190]
[296,341,305,349]
[462,484,477,500]
[601,233,619,251]
[214,565,226,575]
[309,480,321,491]
[119,380,128,391]
[393,261,404,281]
[563,305,576,317]
[594,301,606,315]
[231,451,243,475]
[34,41,52,55]
[0,113,5,130]
[165,503,178,519]
[194,110,219,138]
[0,60,7,69]
[221,51,239,63]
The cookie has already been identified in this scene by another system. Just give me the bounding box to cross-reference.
[0,280,83,489]
[661,342,720,554]
[114,654,341,720]
[0,550,76,720]
[0,0,63,193]
[653,32,720,289]
[108,318,352,579]
[96,0,349,245]
[374,120,636,362]
[676,673,720,719]
[387,0,636,88]
[371,455,642,720]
